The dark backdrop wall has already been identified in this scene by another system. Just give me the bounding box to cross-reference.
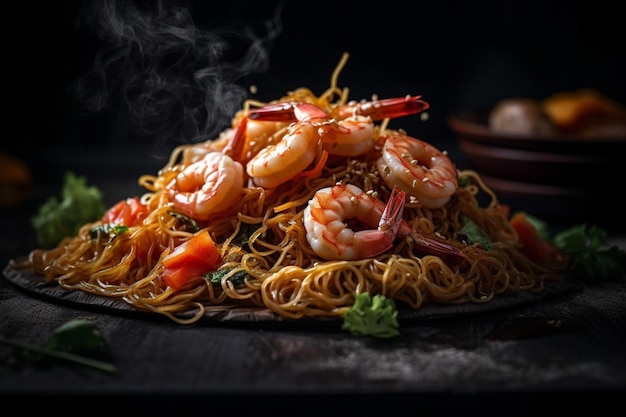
[4,0,625,170]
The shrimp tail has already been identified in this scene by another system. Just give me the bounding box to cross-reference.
[223,116,247,161]
[378,186,405,236]
[354,186,406,259]
[409,232,467,266]
[248,102,326,122]
[335,95,430,121]
[382,186,465,265]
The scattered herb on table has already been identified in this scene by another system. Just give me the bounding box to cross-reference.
[0,318,115,373]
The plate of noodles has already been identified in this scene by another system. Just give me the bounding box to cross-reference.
[3,53,574,326]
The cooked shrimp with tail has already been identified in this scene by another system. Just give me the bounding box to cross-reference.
[165,127,246,221]
[241,96,430,188]
[376,132,458,208]
[303,184,466,264]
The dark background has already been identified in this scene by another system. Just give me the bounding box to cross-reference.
[3,0,625,188]
[1,2,625,408]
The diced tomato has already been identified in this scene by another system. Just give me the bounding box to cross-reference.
[161,264,202,291]
[162,231,222,290]
[101,197,148,227]
[499,203,512,220]
[510,212,546,262]
[509,211,565,264]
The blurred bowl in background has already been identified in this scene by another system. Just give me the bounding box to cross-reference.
[448,109,625,228]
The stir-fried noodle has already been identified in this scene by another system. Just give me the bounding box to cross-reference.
[22,53,568,324]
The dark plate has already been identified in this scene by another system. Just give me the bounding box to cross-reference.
[3,258,576,326]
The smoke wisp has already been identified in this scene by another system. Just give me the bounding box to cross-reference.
[72,0,284,149]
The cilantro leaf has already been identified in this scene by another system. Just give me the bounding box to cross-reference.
[553,224,626,282]
[1,318,115,373]
[205,268,248,286]
[459,215,492,250]
[88,224,129,241]
[45,318,110,354]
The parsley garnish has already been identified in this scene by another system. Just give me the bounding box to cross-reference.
[552,224,626,282]
[341,293,400,338]
[31,171,106,248]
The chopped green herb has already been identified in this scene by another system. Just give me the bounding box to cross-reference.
[89,224,129,240]
[205,268,249,286]
[459,215,492,250]
[233,222,257,250]
[458,175,470,187]
[31,171,106,248]
[169,211,200,232]
[341,293,400,338]
[45,318,110,354]
[1,318,115,373]
[552,224,626,282]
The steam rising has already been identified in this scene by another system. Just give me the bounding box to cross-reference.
[73,0,283,148]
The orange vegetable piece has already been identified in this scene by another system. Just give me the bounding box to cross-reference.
[162,231,221,290]
[509,212,547,263]
[101,197,148,227]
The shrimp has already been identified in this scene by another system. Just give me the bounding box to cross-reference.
[250,95,430,123]
[303,184,406,261]
[246,120,320,189]
[245,101,364,188]
[243,96,430,188]
[247,99,380,156]
[316,115,376,157]
[165,152,244,220]
[376,132,458,209]
[180,128,236,166]
[331,94,430,121]
[303,184,467,264]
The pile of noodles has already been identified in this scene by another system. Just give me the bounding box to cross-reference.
[22,54,568,324]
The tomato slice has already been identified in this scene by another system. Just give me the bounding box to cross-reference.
[162,231,222,290]
[101,197,148,227]
[510,212,546,262]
